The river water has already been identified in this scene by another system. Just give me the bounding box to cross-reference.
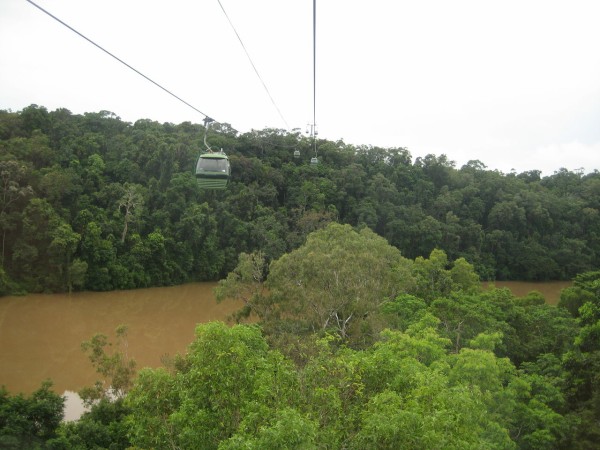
[484,280,571,306]
[0,280,570,401]
[0,282,242,397]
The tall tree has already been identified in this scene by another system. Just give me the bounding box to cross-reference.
[118,183,145,243]
[265,223,415,345]
[0,160,33,268]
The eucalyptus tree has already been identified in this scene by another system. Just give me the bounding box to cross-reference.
[265,223,415,345]
[118,183,145,243]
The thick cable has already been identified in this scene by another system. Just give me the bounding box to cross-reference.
[25,0,213,121]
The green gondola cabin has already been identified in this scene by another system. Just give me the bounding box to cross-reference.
[195,152,231,189]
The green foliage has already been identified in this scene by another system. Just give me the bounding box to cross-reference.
[0,159,34,268]
[560,270,600,447]
[510,303,577,364]
[430,293,505,353]
[265,223,415,345]
[215,251,270,322]
[2,105,599,448]
[0,381,64,449]
[122,311,575,449]
[11,198,82,292]
[79,325,136,405]
[558,286,595,318]
[126,322,298,449]
[50,398,131,450]
[2,105,600,294]
[124,367,180,449]
[220,408,318,450]
[380,294,428,331]
[411,248,481,302]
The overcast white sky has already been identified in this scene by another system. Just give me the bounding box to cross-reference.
[1,0,599,176]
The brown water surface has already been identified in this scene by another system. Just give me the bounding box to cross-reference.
[483,280,572,305]
[0,283,242,395]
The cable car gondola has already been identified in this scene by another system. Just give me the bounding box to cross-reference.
[195,117,231,189]
[195,151,231,189]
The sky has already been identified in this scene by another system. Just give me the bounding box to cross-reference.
[1,0,599,176]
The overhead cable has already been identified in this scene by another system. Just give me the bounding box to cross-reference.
[25,0,214,121]
[216,0,290,130]
[312,0,317,157]
[313,0,316,132]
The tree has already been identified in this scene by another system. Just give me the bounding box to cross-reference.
[380,294,429,332]
[450,256,481,293]
[79,325,136,405]
[83,153,106,192]
[505,302,577,365]
[118,183,145,243]
[265,223,415,345]
[561,270,600,447]
[412,248,454,302]
[0,160,33,268]
[220,408,318,450]
[2,104,599,295]
[173,202,223,281]
[431,293,505,353]
[12,198,79,291]
[0,381,64,449]
[38,165,82,213]
[350,323,515,449]
[47,222,84,292]
[79,220,117,291]
[48,325,134,450]
[126,322,298,449]
[250,206,288,261]
[50,398,131,450]
[558,270,600,318]
[215,251,270,322]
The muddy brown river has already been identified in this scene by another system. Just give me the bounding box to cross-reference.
[0,282,243,396]
[484,280,572,306]
[0,280,570,399]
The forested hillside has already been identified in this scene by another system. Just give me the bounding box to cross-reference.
[1,104,599,294]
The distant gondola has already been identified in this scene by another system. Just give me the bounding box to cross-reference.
[195,151,231,189]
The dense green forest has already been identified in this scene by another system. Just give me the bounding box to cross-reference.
[1,226,600,448]
[2,105,600,448]
[1,105,599,295]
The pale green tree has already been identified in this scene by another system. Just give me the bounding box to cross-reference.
[215,251,270,322]
[79,325,136,405]
[266,223,415,344]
